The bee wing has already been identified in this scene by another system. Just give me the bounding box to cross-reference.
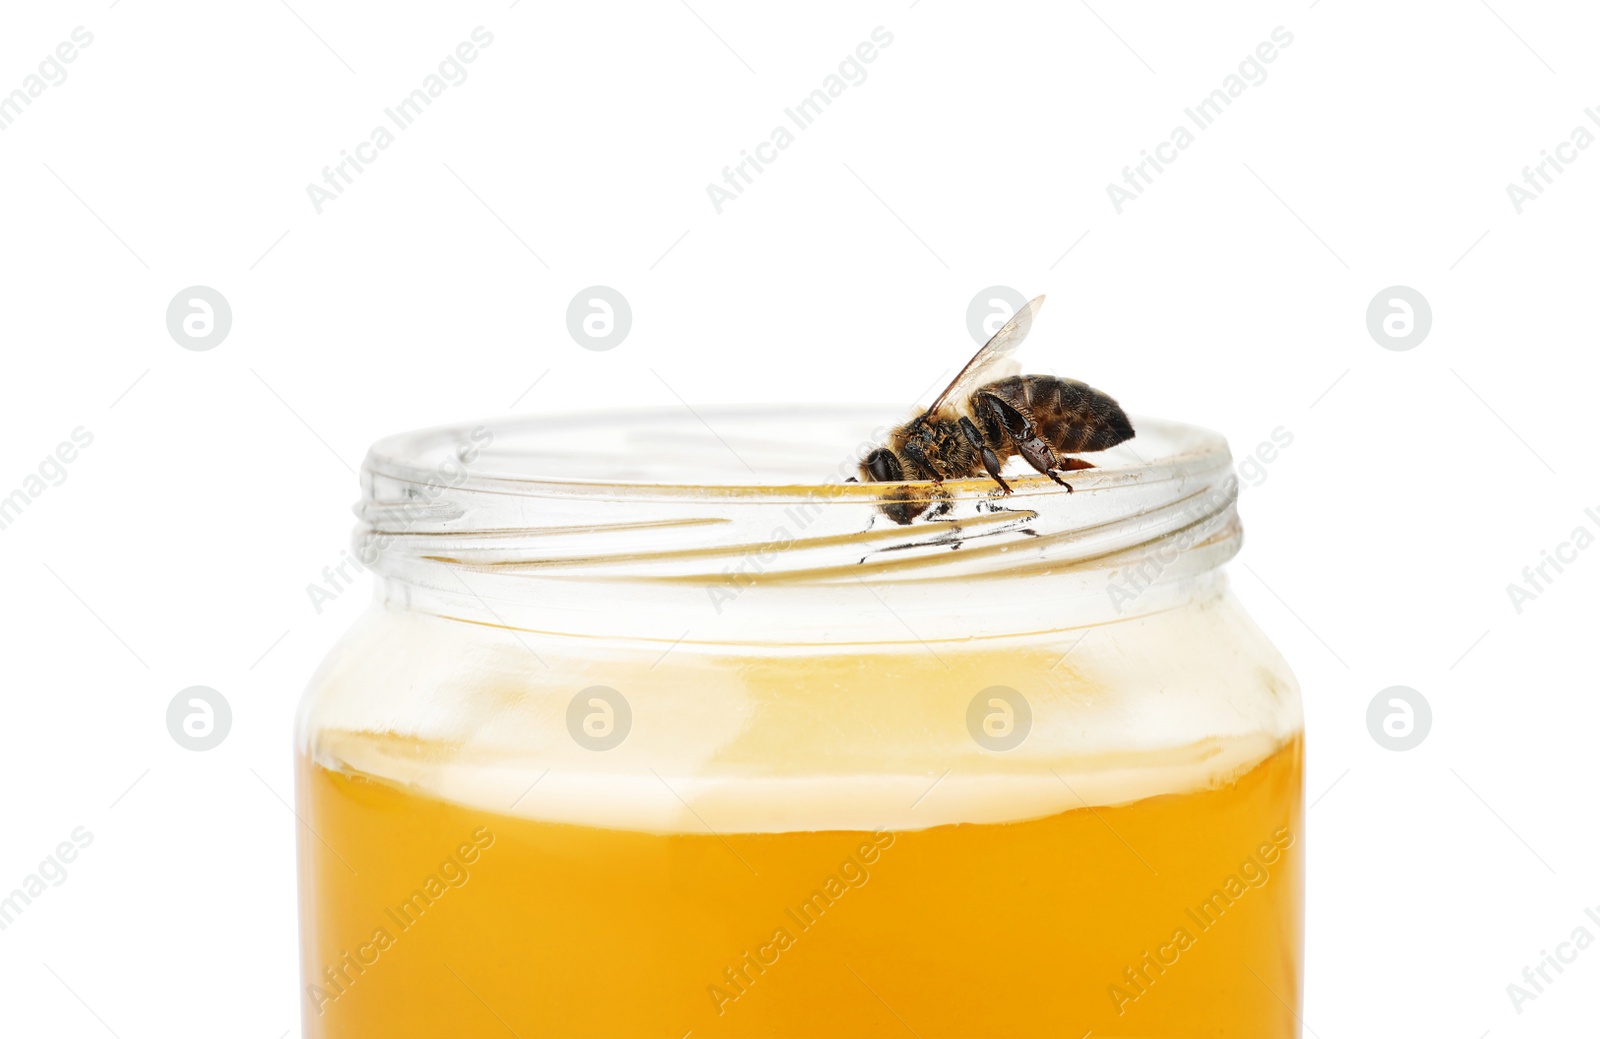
[923,295,1044,418]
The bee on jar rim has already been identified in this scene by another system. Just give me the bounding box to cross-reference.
[856,295,1134,523]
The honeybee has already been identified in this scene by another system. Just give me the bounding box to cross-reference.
[858,295,1134,522]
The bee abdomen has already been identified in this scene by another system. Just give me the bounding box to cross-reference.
[976,375,1135,453]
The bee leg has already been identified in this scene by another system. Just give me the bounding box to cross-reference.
[978,396,1071,491]
[958,417,1011,494]
[902,441,939,483]
[1011,429,1075,492]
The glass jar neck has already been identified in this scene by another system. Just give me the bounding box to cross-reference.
[354,408,1242,645]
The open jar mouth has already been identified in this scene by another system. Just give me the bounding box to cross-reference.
[354,406,1242,642]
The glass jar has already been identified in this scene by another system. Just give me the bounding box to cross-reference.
[294,407,1303,1038]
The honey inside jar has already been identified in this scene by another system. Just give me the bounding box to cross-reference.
[298,734,1300,1037]
[296,410,1304,1038]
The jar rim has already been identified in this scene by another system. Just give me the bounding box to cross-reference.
[360,404,1229,499]
[351,407,1243,640]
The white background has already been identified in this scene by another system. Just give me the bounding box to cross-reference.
[1,1,1596,1036]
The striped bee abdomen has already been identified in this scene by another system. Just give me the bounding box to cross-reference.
[973,375,1135,454]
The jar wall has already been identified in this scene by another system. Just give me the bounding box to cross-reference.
[296,577,1300,831]
[294,578,1302,1037]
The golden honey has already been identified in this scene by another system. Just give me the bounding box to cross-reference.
[298,734,1301,1038]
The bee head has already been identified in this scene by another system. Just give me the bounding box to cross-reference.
[860,447,941,524]
[859,448,904,483]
